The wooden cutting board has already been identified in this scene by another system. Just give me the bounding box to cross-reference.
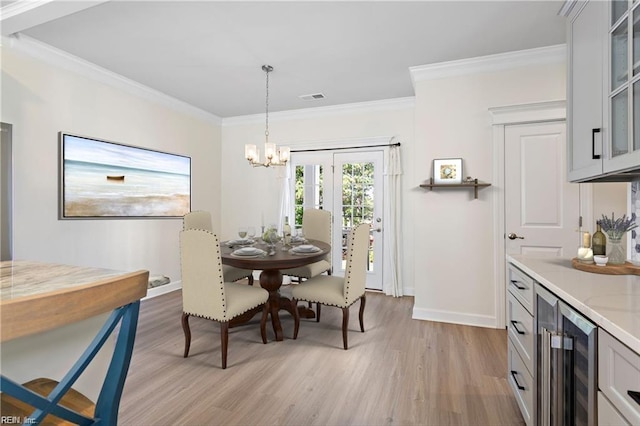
[572,258,640,275]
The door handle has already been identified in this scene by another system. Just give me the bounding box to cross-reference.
[373,228,382,233]
[510,280,526,290]
[508,233,524,240]
[592,128,601,160]
[628,390,640,406]
[510,320,526,335]
[510,370,526,391]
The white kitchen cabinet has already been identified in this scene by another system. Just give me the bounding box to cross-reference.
[599,328,640,425]
[568,0,607,181]
[506,264,535,426]
[567,0,640,181]
[598,391,631,425]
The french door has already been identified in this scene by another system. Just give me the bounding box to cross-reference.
[289,150,384,290]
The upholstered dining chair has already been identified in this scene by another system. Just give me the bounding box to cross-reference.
[180,229,270,369]
[291,222,370,350]
[286,208,332,320]
[183,211,254,285]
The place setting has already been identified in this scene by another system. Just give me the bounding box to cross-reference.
[230,246,267,258]
[226,226,257,248]
[289,244,322,255]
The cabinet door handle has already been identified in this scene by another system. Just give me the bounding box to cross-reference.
[628,390,640,406]
[510,280,526,290]
[510,320,526,335]
[592,128,601,160]
[510,370,526,390]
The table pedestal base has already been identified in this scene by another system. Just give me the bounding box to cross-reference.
[229,271,316,341]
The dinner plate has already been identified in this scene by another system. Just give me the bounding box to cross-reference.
[290,245,321,254]
[226,238,253,246]
[232,247,266,257]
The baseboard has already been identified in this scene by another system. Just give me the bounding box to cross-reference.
[143,280,181,300]
[411,307,497,329]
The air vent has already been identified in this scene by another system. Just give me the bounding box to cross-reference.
[299,93,326,101]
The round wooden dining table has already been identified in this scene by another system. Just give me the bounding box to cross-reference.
[220,239,331,341]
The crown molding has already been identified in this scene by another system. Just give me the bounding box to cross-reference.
[409,44,566,86]
[0,0,110,36]
[489,100,566,125]
[222,96,415,126]
[2,34,222,126]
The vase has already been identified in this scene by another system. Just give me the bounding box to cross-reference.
[607,236,625,265]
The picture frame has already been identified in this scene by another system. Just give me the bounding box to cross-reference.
[59,132,191,219]
[433,158,463,184]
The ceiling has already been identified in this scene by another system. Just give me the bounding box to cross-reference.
[2,1,567,118]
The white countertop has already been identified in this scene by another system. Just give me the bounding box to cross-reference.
[507,255,640,354]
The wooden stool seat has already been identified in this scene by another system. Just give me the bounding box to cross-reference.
[1,378,95,425]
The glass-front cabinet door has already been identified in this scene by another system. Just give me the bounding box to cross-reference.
[606,0,640,171]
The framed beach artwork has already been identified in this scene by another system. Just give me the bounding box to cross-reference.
[433,158,463,184]
[59,132,191,219]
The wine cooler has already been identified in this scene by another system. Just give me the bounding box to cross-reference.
[535,284,597,426]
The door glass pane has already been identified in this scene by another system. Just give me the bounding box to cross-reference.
[612,89,630,156]
[341,162,374,272]
[294,164,323,230]
[612,18,629,91]
[635,7,640,76]
[560,316,593,425]
[635,80,640,151]
[613,0,628,25]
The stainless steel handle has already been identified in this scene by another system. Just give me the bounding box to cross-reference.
[508,233,524,240]
[541,327,552,426]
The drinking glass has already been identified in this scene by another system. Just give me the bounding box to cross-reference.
[247,226,256,241]
[238,227,248,239]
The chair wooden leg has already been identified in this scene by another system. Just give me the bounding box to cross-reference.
[359,294,366,332]
[260,301,269,344]
[341,307,350,350]
[248,275,254,286]
[292,298,300,339]
[318,269,330,322]
[220,322,229,369]
[181,313,191,358]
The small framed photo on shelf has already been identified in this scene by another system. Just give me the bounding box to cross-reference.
[433,158,462,184]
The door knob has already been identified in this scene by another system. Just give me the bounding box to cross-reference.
[374,227,382,233]
[508,233,524,240]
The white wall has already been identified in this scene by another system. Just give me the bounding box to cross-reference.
[411,62,567,326]
[1,44,222,281]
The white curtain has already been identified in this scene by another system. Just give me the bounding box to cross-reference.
[384,143,403,297]
[277,164,292,233]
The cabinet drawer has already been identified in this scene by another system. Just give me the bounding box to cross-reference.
[507,292,534,375]
[598,391,631,426]
[508,264,534,314]
[508,342,534,426]
[599,329,640,425]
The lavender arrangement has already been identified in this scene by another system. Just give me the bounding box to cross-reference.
[598,212,638,240]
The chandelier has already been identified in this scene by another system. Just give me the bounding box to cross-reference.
[244,65,290,167]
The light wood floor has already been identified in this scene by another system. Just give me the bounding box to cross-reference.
[119,288,525,426]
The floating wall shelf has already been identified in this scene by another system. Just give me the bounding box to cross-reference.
[419,178,491,199]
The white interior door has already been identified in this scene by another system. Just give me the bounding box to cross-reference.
[505,121,581,257]
[333,151,384,290]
